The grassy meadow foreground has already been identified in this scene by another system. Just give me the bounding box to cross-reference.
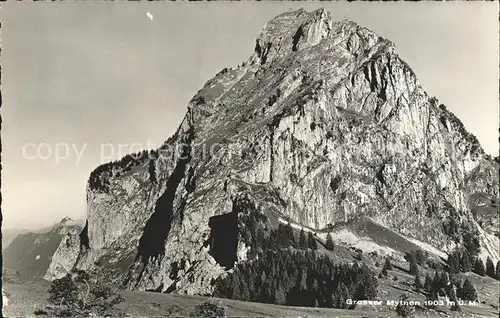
[3,264,499,318]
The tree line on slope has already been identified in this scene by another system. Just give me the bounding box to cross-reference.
[238,210,334,260]
[217,216,368,309]
[213,249,378,309]
[88,149,157,192]
[380,248,481,314]
[447,250,500,280]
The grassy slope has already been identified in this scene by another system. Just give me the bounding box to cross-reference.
[3,268,498,318]
[2,281,374,317]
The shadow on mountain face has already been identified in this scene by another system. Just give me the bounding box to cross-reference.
[136,156,190,267]
[208,212,238,269]
[80,220,90,249]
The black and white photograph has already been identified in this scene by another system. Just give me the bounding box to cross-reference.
[1,1,499,317]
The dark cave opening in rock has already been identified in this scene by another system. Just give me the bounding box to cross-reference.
[208,212,238,269]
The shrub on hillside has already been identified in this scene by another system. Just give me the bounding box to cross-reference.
[33,309,48,316]
[395,294,415,317]
[41,270,124,317]
[48,275,78,307]
[458,279,477,301]
[189,300,226,318]
[473,258,486,276]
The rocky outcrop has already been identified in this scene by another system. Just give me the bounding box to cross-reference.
[43,221,84,281]
[45,8,499,294]
[3,217,83,279]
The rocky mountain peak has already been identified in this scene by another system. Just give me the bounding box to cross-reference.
[50,217,81,236]
[59,217,73,224]
[251,8,392,68]
[46,8,498,295]
[253,8,332,63]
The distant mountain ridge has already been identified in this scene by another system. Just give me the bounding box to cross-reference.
[3,217,84,279]
[2,229,30,250]
[44,8,498,295]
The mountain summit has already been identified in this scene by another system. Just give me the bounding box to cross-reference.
[46,9,498,295]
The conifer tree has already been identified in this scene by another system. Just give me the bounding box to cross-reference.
[355,264,379,300]
[447,251,460,273]
[383,257,393,271]
[424,273,433,293]
[286,223,296,247]
[274,286,287,305]
[462,228,481,257]
[299,229,307,249]
[277,224,289,248]
[395,294,414,317]
[407,252,419,275]
[415,249,428,265]
[473,258,486,276]
[485,256,495,278]
[240,280,251,301]
[230,276,241,300]
[381,267,388,277]
[312,279,320,307]
[432,270,448,294]
[334,283,350,309]
[307,232,318,250]
[414,274,422,292]
[325,233,335,251]
[268,229,278,250]
[460,251,472,272]
[458,279,477,301]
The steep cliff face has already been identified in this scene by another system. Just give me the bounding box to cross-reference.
[46,8,499,294]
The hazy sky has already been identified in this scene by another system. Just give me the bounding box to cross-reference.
[2,2,498,230]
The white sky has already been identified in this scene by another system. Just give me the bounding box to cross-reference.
[2,2,499,230]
